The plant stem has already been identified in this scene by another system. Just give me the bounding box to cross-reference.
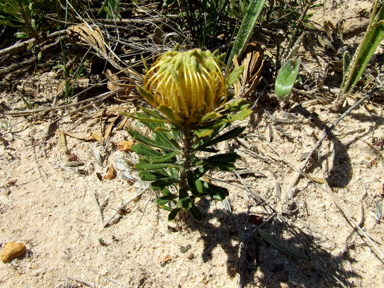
[180,128,193,193]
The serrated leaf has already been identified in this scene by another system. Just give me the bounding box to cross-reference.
[228,109,253,122]
[275,58,301,100]
[196,127,246,150]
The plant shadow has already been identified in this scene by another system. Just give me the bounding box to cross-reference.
[181,207,359,287]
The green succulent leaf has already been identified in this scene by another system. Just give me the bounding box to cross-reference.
[275,58,301,100]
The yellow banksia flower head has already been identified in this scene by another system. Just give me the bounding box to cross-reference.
[138,48,228,127]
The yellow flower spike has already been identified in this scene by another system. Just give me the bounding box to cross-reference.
[140,48,229,128]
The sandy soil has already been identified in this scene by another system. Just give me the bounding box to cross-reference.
[1,1,384,288]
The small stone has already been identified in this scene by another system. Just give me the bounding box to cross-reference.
[67,152,78,162]
[117,140,134,152]
[1,242,26,263]
[180,244,191,254]
[186,252,194,260]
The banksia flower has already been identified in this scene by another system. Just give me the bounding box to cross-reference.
[138,48,228,127]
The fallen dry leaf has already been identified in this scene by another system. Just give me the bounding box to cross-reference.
[117,140,134,152]
[105,165,116,180]
[1,242,26,263]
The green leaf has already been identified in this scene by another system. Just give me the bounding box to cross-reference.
[135,159,181,171]
[121,112,169,124]
[179,188,192,208]
[228,109,253,122]
[275,58,301,100]
[137,86,155,105]
[128,130,179,152]
[188,204,206,222]
[341,4,384,94]
[227,0,267,69]
[140,106,165,119]
[152,178,179,190]
[130,143,162,157]
[143,151,180,164]
[193,129,214,138]
[226,65,244,89]
[202,181,229,201]
[158,105,183,127]
[187,171,203,197]
[138,170,167,181]
[195,127,246,150]
[168,207,181,221]
[202,161,236,171]
[206,153,240,163]
[156,194,178,206]
[199,111,222,124]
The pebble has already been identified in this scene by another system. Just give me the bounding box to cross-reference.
[1,242,26,263]
[186,252,194,260]
[180,244,191,253]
